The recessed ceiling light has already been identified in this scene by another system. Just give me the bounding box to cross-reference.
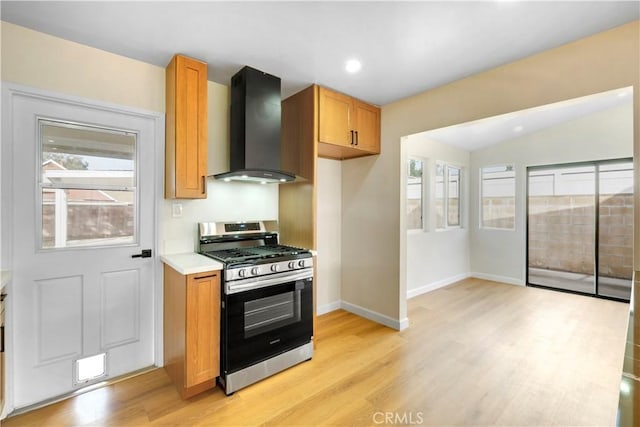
[345,59,362,74]
[514,125,524,132]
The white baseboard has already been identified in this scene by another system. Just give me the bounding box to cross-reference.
[340,300,406,331]
[470,272,525,286]
[317,300,341,316]
[406,272,471,299]
[317,300,407,330]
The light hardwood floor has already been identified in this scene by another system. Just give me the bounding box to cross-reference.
[3,278,629,426]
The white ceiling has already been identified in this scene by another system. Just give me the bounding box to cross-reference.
[1,1,638,106]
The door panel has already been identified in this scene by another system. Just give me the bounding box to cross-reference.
[7,88,158,409]
[527,165,596,294]
[101,269,140,348]
[36,276,83,364]
[598,161,634,299]
[353,100,380,153]
[318,87,352,147]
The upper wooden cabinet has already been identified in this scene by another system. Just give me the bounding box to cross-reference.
[317,86,380,159]
[165,54,208,199]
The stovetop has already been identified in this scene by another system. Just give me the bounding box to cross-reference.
[201,244,310,264]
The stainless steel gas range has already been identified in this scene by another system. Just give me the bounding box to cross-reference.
[198,221,313,395]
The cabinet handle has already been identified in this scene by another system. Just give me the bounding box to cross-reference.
[1,326,4,353]
[355,130,359,146]
[350,130,354,145]
[0,294,6,302]
[195,273,217,280]
[202,176,206,194]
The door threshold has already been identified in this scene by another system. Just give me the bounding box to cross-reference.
[7,365,159,418]
[527,282,630,303]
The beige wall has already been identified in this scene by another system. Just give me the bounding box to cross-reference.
[316,158,342,313]
[1,21,279,259]
[0,21,165,112]
[341,21,639,325]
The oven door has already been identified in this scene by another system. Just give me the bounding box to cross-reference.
[223,275,313,374]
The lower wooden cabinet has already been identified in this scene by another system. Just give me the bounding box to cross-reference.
[163,264,220,399]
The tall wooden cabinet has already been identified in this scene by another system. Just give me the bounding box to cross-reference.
[279,85,380,341]
[163,264,220,399]
[165,54,208,199]
[279,84,381,248]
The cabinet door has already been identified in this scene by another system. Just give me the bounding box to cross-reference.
[353,100,380,154]
[185,272,220,387]
[318,87,353,148]
[166,55,208,199]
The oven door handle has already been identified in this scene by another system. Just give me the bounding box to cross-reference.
[226,269,313,294]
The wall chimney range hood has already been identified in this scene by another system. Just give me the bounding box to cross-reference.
[213,66,295,184]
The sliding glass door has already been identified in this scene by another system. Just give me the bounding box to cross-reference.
[527,159,633,300]
[598,161,634,299]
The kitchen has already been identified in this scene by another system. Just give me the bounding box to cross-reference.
[1,1,640,426]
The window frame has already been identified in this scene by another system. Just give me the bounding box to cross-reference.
[435,161,463,231]
[479,164,516,231]
[406,157,425,232]
[36,118,140,251]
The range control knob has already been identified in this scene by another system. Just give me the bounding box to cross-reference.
[251,267,259,276]
[271,264,279,273]
[298,260,306,268]
[288,261,296,269]
[238,269,246,278]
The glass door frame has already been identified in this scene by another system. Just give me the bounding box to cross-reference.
[525,157,633,302]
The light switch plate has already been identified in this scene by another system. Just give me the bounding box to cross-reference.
[172,203,183,218]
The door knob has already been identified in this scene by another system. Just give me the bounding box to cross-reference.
[132,249,152,258]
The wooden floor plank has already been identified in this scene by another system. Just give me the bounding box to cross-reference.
[3,278,628,426]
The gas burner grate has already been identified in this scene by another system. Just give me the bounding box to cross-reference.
[203,244,309,263]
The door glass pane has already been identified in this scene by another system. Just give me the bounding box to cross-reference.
[598,161,633,299]
[528,166,596,293]
[40,120,136,249]
[42,189,135,249]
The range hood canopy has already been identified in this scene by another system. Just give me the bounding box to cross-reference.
[213,66,295,184]
[215,169,294,184]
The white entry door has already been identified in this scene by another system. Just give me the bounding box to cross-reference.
[5,86,161,409]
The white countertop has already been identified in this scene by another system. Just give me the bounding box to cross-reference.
[160,253,223,275]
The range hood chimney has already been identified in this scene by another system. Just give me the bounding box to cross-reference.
[213,66,295,184]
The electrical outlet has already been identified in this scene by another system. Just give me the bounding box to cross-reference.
[172,203,183,218]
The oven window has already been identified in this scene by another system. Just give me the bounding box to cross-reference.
[244,290,301,338]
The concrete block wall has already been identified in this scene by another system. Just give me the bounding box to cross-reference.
[527,194,633,279]
[599,194,634,278]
